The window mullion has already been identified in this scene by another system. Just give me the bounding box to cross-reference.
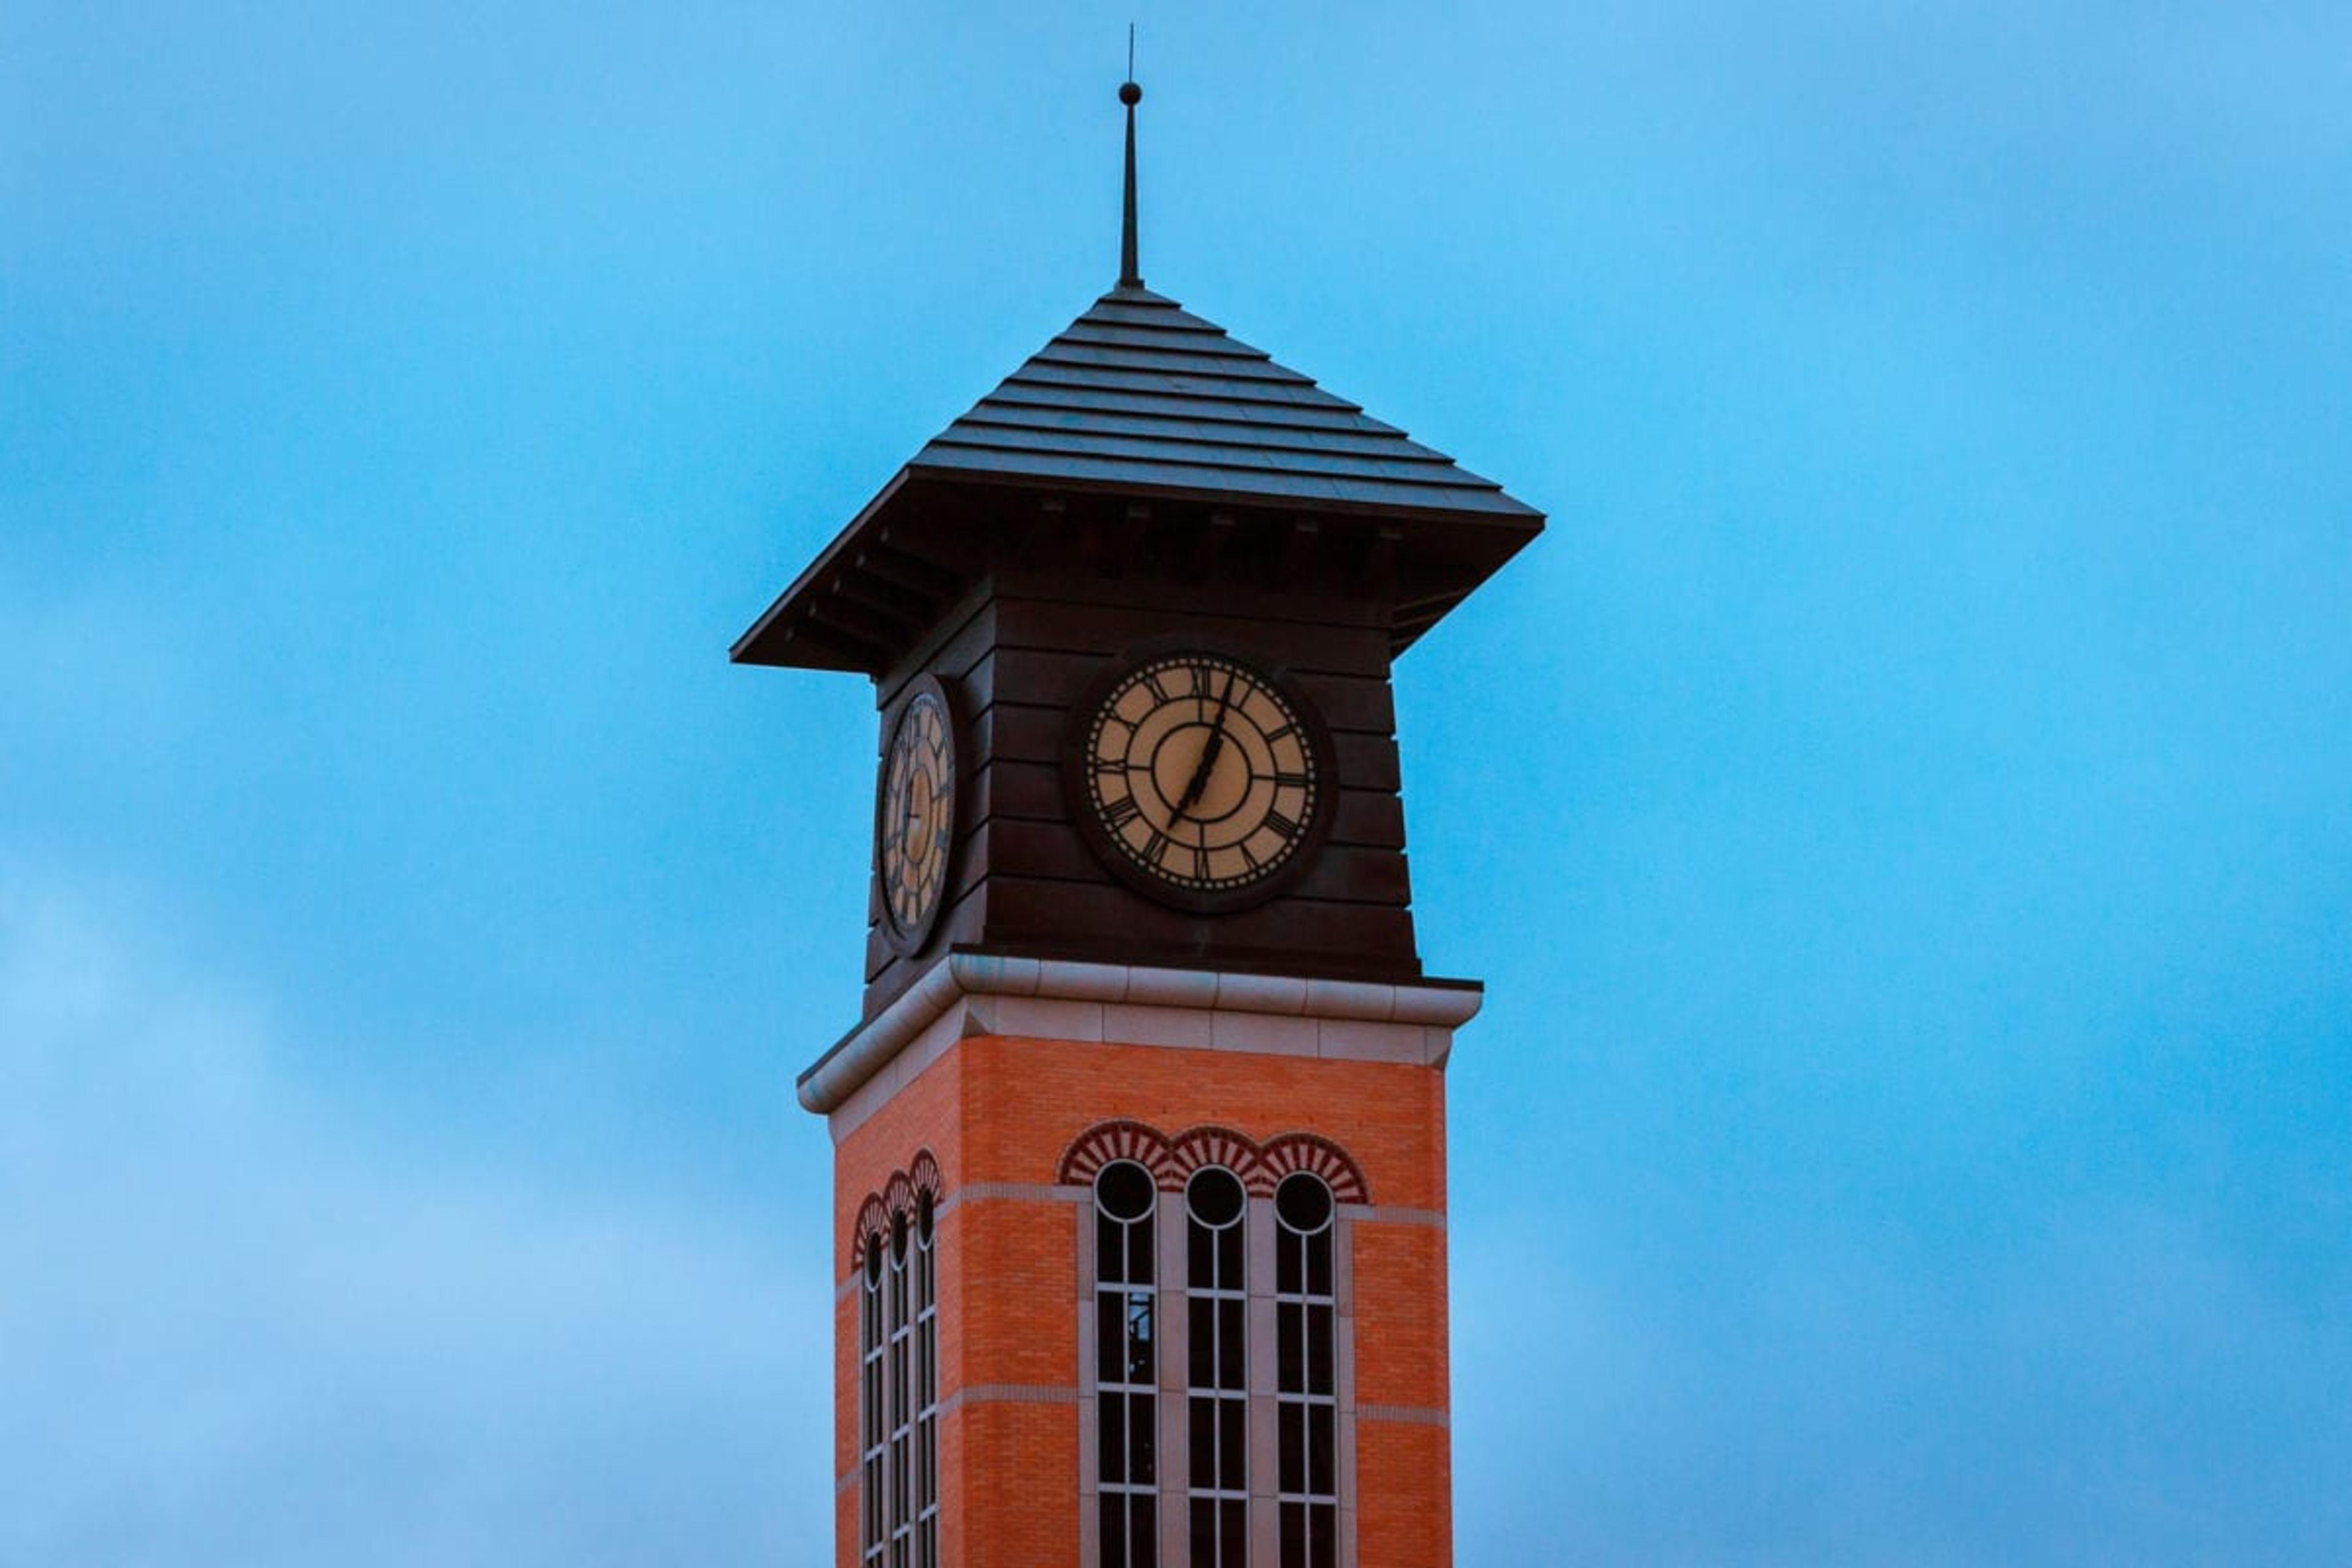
[1158,1186,1188,1568]
[1334,1213,1355,1568]
[1245,1194,1279,1568]
[1078,1198,1101,1564]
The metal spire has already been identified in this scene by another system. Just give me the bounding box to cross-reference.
[1118,31,1143,290]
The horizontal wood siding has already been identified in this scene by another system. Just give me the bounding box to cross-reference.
[861,579,1419,1020]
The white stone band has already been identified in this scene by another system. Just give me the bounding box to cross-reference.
[798,952,1483,1114]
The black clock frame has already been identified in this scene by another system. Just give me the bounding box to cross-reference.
[875,671,963,956]
[1060,638,1339,917]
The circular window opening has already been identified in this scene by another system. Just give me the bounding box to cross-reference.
[1275,1171,1333,1234]
[1094,1159,1157,1221]
[1186,1166,1245,1227]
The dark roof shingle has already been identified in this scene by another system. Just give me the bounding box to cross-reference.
[731,284,1544,673]
[904,286,1540,521]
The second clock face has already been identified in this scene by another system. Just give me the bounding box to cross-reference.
[878,679,957,951]
[1076,651,1326,906]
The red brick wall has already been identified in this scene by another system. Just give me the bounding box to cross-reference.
[1359,1422,1454,1568]
[829,1030,1453,1567]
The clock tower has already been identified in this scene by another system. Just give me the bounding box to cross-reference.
[735,78,1541,1568]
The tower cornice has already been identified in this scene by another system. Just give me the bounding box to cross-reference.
[799,948,1483,1126]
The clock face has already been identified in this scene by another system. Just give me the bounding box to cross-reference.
[876,677,958,952]
[1072,651,1329,909]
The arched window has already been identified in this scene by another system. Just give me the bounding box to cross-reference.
[1068,1124,1365,1568]
[1185,1167,1249,1567]
[887,1212,913,1564]
[911,1193,938,1566]
[860,1237,885,1567]
[1273,1173,1337,1568]
[854,1160,941,1568]
[1095,1159,1159,1568]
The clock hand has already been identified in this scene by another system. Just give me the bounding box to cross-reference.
[889,785,917,860]
[1170,669,1240,820]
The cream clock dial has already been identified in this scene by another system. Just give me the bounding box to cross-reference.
[1071,650,1330,910]
[876,676,958,952]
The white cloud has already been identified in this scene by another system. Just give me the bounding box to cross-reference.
[0,875,831,1568]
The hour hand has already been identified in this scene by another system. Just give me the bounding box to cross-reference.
[1172,749,1215,819]
[1171,673,1237,818]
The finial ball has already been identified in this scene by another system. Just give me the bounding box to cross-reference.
[1119,81,1142,106]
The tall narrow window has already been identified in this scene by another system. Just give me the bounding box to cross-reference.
[1064,1125,1364,1568]
[1186,1167,1249,1567]
[1095,1160,1159,1568]
[886,1213,914,1567]
[861,1237,886,1567]
[1273,1174,1336,1568]
[850,1158,944,1568]
[913,1192,939,1567]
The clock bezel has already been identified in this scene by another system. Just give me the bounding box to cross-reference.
[874,672,963,956]
[1061,638,1338,916]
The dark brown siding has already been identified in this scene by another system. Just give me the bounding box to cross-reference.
[859,571,1420,1020]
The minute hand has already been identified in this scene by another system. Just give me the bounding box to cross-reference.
[1170,671,1238,820]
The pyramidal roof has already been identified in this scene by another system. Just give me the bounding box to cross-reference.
[906,285,1540,520]
[731,77,1542,675]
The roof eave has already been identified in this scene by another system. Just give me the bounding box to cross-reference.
[729,469,917,671]
[733,458,1544,676]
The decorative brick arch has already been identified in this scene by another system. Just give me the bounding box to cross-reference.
[1055,1119,1176,1188]
[1254,1132,1368,1204]
[1166,1124,1261,1187]
[850,1148,946,1270]
[1057,1120,1370,1203]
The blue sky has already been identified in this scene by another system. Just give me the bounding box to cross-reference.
[4,2,2348,1562]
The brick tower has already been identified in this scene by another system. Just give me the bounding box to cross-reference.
[734,77,1541,1568]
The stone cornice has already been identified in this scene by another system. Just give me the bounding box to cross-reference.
[798,951,1483,1116]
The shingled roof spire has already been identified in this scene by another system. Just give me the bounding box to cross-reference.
[1117,58,1144,288]
[729,62,1545,677]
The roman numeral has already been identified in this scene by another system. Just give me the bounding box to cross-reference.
[1144,669,1172,701]
[1102,797,1141,829]
[1266,810,1300,839]
[1264,723,1295,744]
[1272,771,1311,789]
[1142,829,1174,867]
